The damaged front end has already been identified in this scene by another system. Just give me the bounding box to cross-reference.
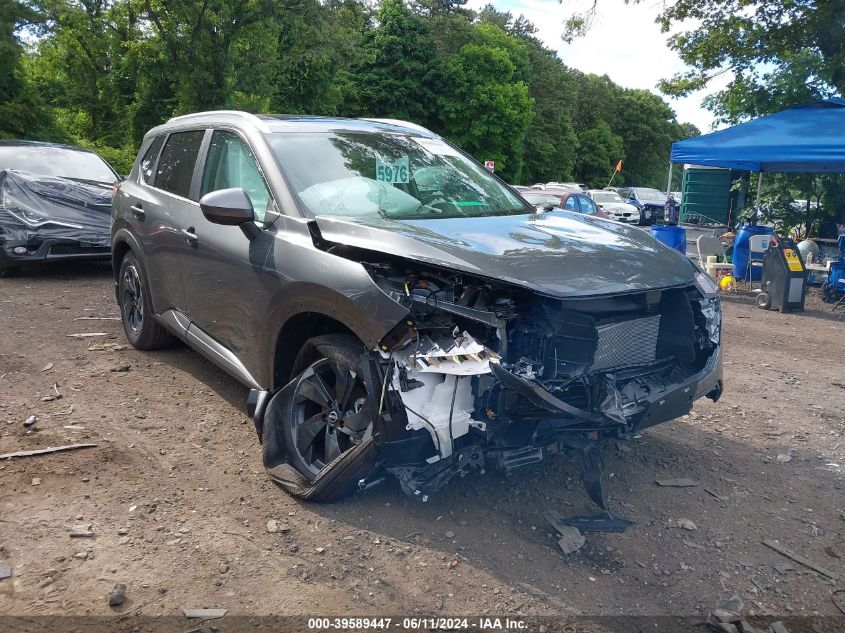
[359,260,723,498]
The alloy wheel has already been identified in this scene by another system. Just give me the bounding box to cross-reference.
[121,265,144,334]
[289,358,372,476]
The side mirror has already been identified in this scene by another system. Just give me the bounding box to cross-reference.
[200,188,254,225]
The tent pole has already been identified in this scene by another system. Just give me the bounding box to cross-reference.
[755,172,763,207]
[666,162,674,194]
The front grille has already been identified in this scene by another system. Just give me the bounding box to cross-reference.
[591,314,661,371]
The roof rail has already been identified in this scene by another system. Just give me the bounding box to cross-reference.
[360,118,434,134]
[165,110,270,131]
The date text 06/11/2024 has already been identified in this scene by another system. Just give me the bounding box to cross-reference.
[307,618,528,630]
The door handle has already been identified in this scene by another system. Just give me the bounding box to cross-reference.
[181,227,198,244]
[130,204,145,219]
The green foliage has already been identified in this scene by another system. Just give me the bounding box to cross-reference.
[434,37,533,182]
[655,0,845,123]
[573,121,623,185]
[3,0,694,190]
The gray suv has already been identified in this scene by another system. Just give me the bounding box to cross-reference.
[112,111,723,502]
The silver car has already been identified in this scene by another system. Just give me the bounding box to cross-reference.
[587,189,640,223]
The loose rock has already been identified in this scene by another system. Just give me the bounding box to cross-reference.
[677,518,698,531]
[108,583,126,606]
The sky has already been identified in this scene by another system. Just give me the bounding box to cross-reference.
[468,0,728,133]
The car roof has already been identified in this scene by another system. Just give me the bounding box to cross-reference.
[147,110,440,139]
[0,140,100,154]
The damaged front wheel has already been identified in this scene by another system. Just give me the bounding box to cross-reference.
[262,335,379,502]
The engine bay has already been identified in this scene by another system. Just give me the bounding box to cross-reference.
[354,257,722,496]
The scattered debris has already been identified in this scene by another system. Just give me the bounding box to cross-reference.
[23,415,37,427]
[704,488,725,501]
[556,525,586,554]
[0,565,11,580]
[69,524,94,538]
[74,316,120,321]
[87,342,127,351]
[656,477,696,487]
[717,595,744,615]
[41,362,53,372]
[775,447,797,463]
[833,590,845,615]
[0,443,97,460]
[445,530,455,539]
[762,539,839,581]
[31,477,41,486]
[677,518,698,531]
[182,608,228,620]
[108,583,127,606]
[110,365,131,373]
[266,519,280,533]
[544,509,632,534]
[67,332,110,338]
[683,539,704,549]
[53,405,74,416]
[773,563,795,575]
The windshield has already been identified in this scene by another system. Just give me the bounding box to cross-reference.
[637,188,666,203]
[266,132,530,220]
[0,146,117,182]
[591,191,625,203]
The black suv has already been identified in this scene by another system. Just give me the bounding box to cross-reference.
[113,111,723,502]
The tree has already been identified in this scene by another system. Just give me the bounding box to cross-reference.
[572,121,623,187]
[433,29,533,182]
[355,0,436,123]
[655,0,845,123]
[0,0,49,138]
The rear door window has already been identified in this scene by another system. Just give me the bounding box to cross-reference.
[139,136,165,185]
[155,130,205,199]
[562,195,578,211]
[577,195,598,215]
[201,130,272,222]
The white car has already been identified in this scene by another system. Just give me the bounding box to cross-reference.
[587,189,641,223]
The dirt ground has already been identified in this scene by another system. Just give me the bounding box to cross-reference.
[1,262,844,623]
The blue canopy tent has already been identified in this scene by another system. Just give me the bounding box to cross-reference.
[668,98,845,206]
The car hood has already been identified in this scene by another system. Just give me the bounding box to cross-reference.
[314,211,695,298]
[0,169,112,245]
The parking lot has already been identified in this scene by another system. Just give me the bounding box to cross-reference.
[1,263,844,621]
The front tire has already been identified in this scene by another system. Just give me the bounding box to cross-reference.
[262,334,378,502]
[117,252,173,350]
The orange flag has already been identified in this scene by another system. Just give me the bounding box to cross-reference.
[615,160,623,172]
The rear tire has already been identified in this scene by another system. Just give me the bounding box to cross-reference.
[117,251,173,350]
[756,291,771,310]
[263,334,378,502]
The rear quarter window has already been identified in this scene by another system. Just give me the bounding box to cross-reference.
[139,136,165,185]
[155,130,205,199]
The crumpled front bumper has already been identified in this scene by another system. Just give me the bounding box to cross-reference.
[490,344,723,432]
[632,345,722,430]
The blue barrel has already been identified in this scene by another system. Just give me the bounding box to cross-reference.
[650,225,687,254]
[732,224,775,281]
